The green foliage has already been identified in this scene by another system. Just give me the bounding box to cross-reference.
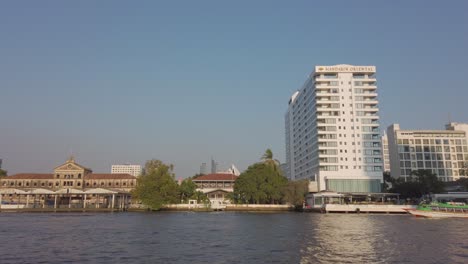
[193,190,210,204]
[262,149,273,161]
[390,169,445,199]
[132,159,179,210]
[233,162,288,204]
[382,171,393,192]
[0,169,7,178]
[282,179,309,207]
[455,177,468,191]
[179,178,198,203]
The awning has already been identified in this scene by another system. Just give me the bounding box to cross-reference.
[29,188,56,195]
[0,188,29,195]
[55,188,85,194]
[84,188,118,194]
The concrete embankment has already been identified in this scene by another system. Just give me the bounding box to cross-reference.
[316,204,417,214]
[155,204,295,212]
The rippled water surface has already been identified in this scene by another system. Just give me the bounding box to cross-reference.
[0,212,467,264]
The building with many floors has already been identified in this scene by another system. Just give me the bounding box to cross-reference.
[387,123,468,181]
[285,64,383,193]
[111,164,142,177]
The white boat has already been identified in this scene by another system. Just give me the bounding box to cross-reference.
[406,209,468,218]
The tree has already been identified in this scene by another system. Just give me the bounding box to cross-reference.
[455,177,468,191]
[179,178,197,203]
[390,169,444,199]
[411,169,445,194]
[132,159,179,210]
[232,150,288,204]
[0,169,7,178]
[382,171,393,192]
[261,149,281,172]
[282,179,309,208]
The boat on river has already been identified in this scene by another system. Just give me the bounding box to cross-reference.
[406,202,468,218]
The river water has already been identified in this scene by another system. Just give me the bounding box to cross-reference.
[0,212,466,264]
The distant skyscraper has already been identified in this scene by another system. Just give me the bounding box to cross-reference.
[285,64,383,193]
[211,158,218,174]
[111,164,142,177]
[0,159,2,169]
[200,163,207,175]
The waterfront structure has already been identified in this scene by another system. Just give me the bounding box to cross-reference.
[285,65,383,192]
[381,134,391,173]
[0,157,137,210]
[192,173,237,206]
[387,124,468,181]
[111,164,142,177]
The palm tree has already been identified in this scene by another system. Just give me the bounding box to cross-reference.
[261,149,280,172]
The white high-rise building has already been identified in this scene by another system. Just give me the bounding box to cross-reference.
[111,164,142,177]
[285,64,383,192]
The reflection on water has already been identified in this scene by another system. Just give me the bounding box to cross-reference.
[301,215,380,264]
[0,212,466,264]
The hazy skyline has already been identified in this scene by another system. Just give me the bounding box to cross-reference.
[1,1,467,177]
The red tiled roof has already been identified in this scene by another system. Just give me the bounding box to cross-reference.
[3,173,136,180]
[193,173,238,181]
[5,174,54,180]
[85,174,136,180]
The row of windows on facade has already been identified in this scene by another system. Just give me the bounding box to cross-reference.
[397,138,467,145]
[400,168,467,177]
[316,73,375,79]
[294,143,381,155]
[297,116,378,131]
[196,182,232,188]
[315,89,377,97]
[294,156,383,170]
[294,128,374,143]
[400,160,467,170]
[398,146,468,155]
[319,157,383,163]
[316,81,376,87]
[398,152,468,161]
[317,165,382,172]
[58,174,82,179]
[315,102,377,109]
[294,145,382,158]
[3,181,135,187]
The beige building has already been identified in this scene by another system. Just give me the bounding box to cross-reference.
[387,124,468,181]
[0,157,137,210]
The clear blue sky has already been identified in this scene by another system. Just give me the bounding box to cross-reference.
[1,1,467,178]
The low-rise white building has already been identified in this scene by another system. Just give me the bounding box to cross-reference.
[111,164,142,177]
